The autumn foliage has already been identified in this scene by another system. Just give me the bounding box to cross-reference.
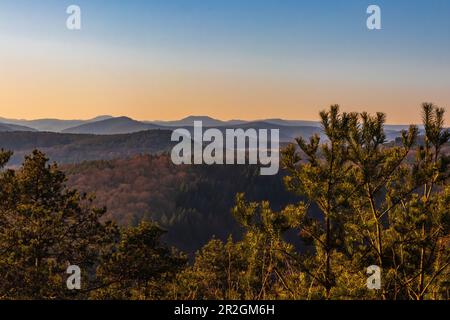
[0,104,448,300]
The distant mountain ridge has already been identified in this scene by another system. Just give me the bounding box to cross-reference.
[150,116,232,127]
[62,116,163,134]
[0,122,37,132]
[1,114,420,142]
[0,115,113,132]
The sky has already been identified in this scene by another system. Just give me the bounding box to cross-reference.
[0,0,449,124]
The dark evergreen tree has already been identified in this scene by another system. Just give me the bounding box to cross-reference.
[0,150,117,299]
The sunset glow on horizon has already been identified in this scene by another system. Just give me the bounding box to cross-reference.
[1,0,449,124]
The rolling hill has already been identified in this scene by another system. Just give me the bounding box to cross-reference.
[61,116,325,142]
[0,115,113,132]
[0,122,37,132]
[62,116,163,134]
[0,130,175,166]
[149,115,248,127]
[0,114,417,143]
[64,153,300,254]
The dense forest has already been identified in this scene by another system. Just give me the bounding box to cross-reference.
[64,154,299,254]
[0,104,448,300]
[0,130,175,166]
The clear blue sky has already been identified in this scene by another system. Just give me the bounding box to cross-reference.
[0,0,449,123]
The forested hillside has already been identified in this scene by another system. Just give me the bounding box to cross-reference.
[0,104,448,300]
[0,130,175,166]
[65,154,300,253]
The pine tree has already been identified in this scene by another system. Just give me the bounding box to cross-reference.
[281,105,357,299]
[174,194,306,300]
[0,150,117,299]
[92,221,186,299]
[344,111,418,299]
[383,103,449,299]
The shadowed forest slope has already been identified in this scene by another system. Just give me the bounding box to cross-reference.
[64,154,300,254]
